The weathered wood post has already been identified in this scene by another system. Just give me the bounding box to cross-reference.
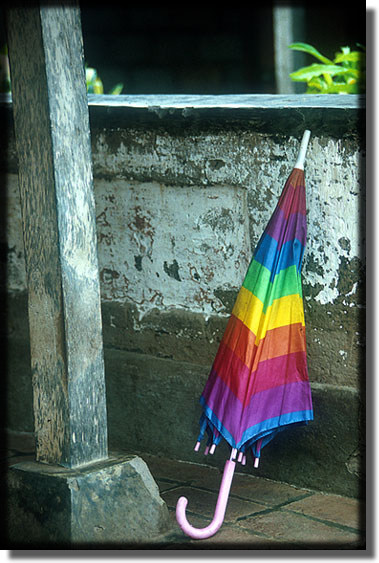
[6,3,108,469]
[273,4,305,94]
[6,3,169,545]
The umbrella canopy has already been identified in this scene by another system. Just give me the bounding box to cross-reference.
[196,145,313,466]
[176,130,313,540]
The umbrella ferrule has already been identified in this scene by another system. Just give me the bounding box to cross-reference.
[294,129,311,170]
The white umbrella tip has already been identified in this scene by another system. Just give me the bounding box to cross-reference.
[294,130,311,170]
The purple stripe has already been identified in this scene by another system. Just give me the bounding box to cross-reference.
[265,208,306,249]
[213,341,308,406]
[201,373,312,445]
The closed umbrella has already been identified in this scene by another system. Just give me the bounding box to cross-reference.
[176,130,314,540]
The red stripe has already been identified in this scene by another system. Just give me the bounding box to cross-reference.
[221,315,306,370]
[212,343,308,408]
[277,169,306,219]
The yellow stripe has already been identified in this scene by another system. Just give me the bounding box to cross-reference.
[232,286,305,345]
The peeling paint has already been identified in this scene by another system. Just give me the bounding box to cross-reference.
[91,130,364,310]
[94,180,250,317]
[6,131,364,316]
[304,138,364,305]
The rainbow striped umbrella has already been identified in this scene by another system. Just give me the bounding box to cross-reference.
[176,130,314,540]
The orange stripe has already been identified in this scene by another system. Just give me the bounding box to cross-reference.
[222,315,306,371]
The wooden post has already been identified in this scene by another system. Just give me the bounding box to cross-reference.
[273,4,306,94]
[6,3,108,468]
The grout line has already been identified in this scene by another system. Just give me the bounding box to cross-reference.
[158,484,185,494]
[235,493,316,522]
[236,506,279,522]
[156,477,192,486]
[271,491,316,508]
[227,493,269,507]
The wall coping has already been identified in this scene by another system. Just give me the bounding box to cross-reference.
[1,93,365,136]
[90,94,365,137]
[87,93,364,110]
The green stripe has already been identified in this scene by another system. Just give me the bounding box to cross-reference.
[242,261,302,313]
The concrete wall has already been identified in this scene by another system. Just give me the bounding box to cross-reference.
[2,94,365,498]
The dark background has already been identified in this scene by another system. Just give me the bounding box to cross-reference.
[0,3,366,94]
[79,3,366,94]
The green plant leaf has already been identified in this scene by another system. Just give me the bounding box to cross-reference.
[93,77,104,94]
[334,51,365,65]
[289,42,366,94]
[288,42,334,65]
[289,63,349,82]
[324,82,358,94]
[306,76,327,92]
[108,83,123,95]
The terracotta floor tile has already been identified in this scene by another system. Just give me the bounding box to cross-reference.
[285,493,365,531]
[158,507,283,549]
[140,453,221,486]
[156,479,181,493]
[230,471,310,506]
[162,486,266,523]
[238,508,361,548]
[188,524,284,548]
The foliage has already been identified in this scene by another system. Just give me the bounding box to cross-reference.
[288,42,365,94]
[85,65,123,95]
[0,45,10,93]
[0,45,123,95]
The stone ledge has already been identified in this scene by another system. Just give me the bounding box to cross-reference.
[87,94,365,136]
[0,93,365,136]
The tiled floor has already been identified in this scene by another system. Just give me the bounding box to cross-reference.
[4,434,365,550]
[138,453,366,550]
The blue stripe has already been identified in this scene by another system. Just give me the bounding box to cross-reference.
[199,396,237,448]
[239,409,314,450]
[254,233,306,281]
[199,395,313,454]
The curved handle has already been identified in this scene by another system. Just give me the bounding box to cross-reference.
[176,460,236,540]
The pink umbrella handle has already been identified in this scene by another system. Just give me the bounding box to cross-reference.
[176,460,236,540]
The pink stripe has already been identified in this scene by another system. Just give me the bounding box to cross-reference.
[277,183,306,219]
[212,342,308,407]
